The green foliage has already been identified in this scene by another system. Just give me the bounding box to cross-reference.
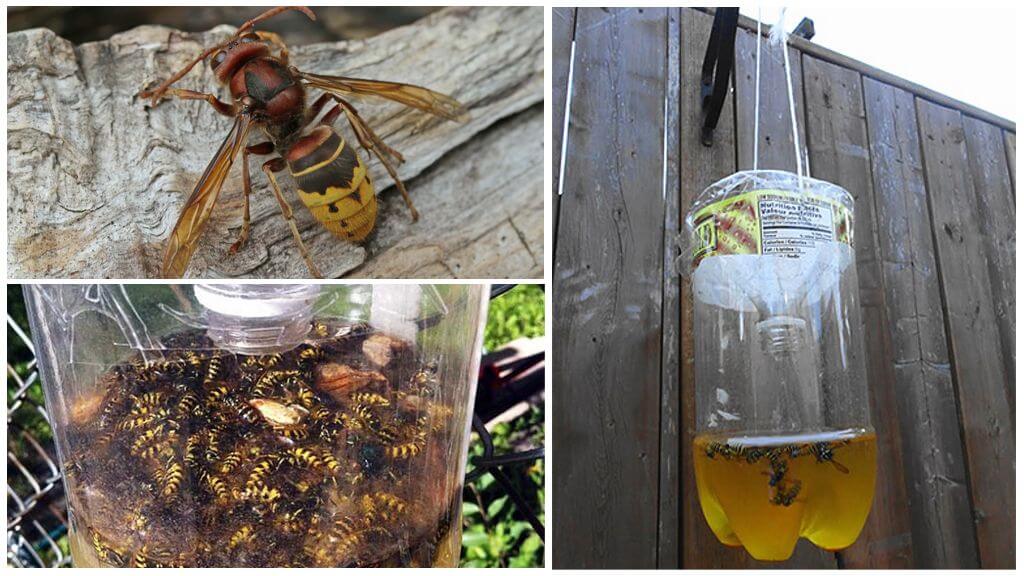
[461,405,544,567]
[484,284,545,351]
[460,283,545,567]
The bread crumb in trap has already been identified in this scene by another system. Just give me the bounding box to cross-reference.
[64,320,462,567]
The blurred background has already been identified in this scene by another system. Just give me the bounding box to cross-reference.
[6,6,441,45]
[6,284,544,568]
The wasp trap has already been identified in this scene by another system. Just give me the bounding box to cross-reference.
[681,170,876,561]
[24,284,488,567]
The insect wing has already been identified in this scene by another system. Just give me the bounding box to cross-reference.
[161,114,254,278]
[296,70,468,122]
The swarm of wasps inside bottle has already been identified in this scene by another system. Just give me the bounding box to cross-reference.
[702,438,852,507]
[63,320,462,567]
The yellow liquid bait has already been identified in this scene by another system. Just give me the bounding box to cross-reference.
[693,429,876,561]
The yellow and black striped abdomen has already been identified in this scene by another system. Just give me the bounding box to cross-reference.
[284,126,377,242]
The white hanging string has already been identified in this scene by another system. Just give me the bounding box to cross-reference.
[753,7,762,171]
[764,7,806,189]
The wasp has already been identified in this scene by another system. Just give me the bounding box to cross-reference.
[351,392,390,407]
[770,480,802,507]
[228,525,257,550]
[140,6,467,278]
[218,450,244,474]
[385,440,423,460]
[809,441,850,474]
[91,529,126,567]
[204,356,226,386]
[298,344,325,365]
[184,433,204,468]
[204,472,230,502]
[319,450,341,474]
[159,458,184,499]
[287,447,323,470]
[132,545,170,568]
[243,482,282,505]
[311,320,330,339]
[364,492,406,522]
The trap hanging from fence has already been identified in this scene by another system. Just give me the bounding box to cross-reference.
[677,168,877,561]
[22,284,489,567]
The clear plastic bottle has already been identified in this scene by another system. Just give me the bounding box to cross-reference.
[24,284,488,567]
[681,170,876,561]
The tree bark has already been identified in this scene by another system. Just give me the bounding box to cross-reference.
[7,6,543,278]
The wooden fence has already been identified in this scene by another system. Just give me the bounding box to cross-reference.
[552,7,1015,569]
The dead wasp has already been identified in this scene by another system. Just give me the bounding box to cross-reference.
[203,356,226,386]
[219,450,244,474]
[350,392,390,407]
[286,447,322,470]
[809,441,850,474]
[770,480,802,507]
[91,529,126,567]
[298,344,325,365]
[385,440,423,460]
[139,6,467,278]
[203,472,230,502]
[228,525,257,550]
[159,458,184,499]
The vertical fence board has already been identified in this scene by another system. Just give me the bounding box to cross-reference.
[862,77,979,568]
[552,7,668,569]
[657,7,682,569]
[1004,131,1016,192]
[552,7,576,244]
[801,55,912,569]
[916,99,1015,569]
[734,27,807,171]
[678,8,749,569]
[962,117,1016,417]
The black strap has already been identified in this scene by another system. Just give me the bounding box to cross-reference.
[700,8,740,147]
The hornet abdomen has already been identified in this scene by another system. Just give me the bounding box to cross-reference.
[285,125,377,241]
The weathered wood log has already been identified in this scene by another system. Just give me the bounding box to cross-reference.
[7,6,543,278]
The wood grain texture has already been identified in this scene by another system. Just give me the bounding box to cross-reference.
[348,107,542,278]
[679,9,741,569]
[552,7,576,248]
[862,77,980,568]
[961,117,1016,417]
[801,56,912,569]
[7,6,543,278]
[734,26,807,172]
[552,7,667,569]
[657,8,681,568]
[1004,131,1016,192]
[916,98,1015,569]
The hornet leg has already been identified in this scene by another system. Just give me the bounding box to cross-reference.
[144,87,236,116]
[231,141,276,254]
[262,157,324,278]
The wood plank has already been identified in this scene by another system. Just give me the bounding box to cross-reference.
[1004,131,1016,192]
[916,98,1015,569]
[734,26,807,172]
[679,8,742,568]
[862,77,979,568]
[552,7,668,569]
[657,7,681,569]
[552,8,576,248]
[962,117,1015,418]
[802,55,912,569]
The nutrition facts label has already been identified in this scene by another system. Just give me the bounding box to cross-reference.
[758,195,835,257]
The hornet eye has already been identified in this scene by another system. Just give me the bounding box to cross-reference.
[210,50,227,70]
